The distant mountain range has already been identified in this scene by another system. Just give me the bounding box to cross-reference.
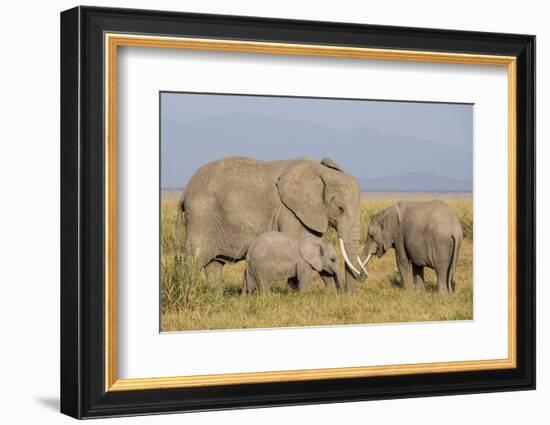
[161,112,473,192]
[358,173,472,192]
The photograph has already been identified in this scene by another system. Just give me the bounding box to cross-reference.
[58,5,535,419]
[160,92,474,332]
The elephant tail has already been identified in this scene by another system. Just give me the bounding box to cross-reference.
[242,268,249,295]
[177,189,186,214]
[175,190,186,262]
[447,234,461,291]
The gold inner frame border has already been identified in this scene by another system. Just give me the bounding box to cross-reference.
[104,33,517,392]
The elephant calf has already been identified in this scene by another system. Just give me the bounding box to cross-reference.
[360,200,462,292]
[243,232,343,293]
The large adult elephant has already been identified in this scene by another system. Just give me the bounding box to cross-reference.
[179,156,366,291]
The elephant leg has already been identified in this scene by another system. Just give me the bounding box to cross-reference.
[204,260,224,283]
[320,274,342,293]
[397,261,414,289]
[183,230,202,258]
[344,269,357,292]
[296,262,313,293]
[243,268,263,294]
[434,262,449,293]
[433,242,452,293]
[244,268,261,293]
[298,278,311,293]
[448,268,456,292]
[412,265,425,290]
[184,231,217,269]
[184,230,229,285]
[395,244,414,289]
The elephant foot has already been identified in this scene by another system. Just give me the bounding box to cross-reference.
[403,282,415,290]
[344,284,355,293]
[415,282,426,291]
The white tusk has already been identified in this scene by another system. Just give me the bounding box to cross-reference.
[357,256,368,276]
[361,254,372,268]
[339,238,361,276]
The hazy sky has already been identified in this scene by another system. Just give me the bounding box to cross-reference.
[161,92,473,191]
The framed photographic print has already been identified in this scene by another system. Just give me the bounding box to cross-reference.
[60,6,536,419]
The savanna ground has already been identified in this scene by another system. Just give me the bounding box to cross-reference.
[161,191,473,331]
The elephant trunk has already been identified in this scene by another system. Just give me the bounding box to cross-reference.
[362,254,372,268]
[333,268,344,293]
[358,254,372,276]
[359,239,378,275]
[341,225,366,292]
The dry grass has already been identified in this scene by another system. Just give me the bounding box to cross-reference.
[161,192,473,332]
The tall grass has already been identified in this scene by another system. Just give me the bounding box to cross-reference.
[160,192,473,331]
[161,255,225,314]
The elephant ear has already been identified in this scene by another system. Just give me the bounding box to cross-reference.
[381,204,400,252]
[299,236,324,272]
[277,161,328,234]
[320,157,343,172]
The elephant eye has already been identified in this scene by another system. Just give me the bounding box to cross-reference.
[338,206,345,214]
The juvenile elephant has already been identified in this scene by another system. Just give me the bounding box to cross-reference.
[243,232,343,293]
[360,200,462,292]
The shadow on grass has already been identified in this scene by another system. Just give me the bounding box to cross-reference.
[388,273,402,288]
[423,282,439,292]
[271,286,292,295]
[222,282,297,296]
[387,273,439,292]
[223,286,242,296]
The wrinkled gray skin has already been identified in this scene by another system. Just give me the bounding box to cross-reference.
[243,232,343,293]
[361,200,462,292]
[180,156,365,292]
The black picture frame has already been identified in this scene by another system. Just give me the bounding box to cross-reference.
[61,5,535,419]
